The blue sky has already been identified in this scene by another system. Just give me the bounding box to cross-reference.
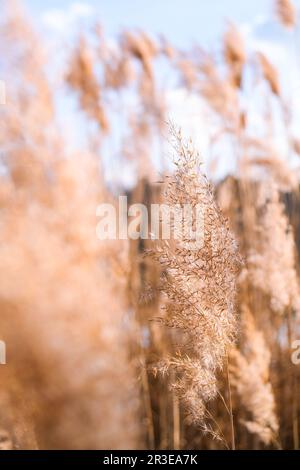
[22,1,300,100]
[24,0,275,48]
[19,0,300,184]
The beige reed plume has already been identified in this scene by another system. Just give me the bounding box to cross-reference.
[0,3,140,449]
[275,0,297,28]
[230,306,279,446]
[257,52,280,96]
[247,182,300,315]
[223,23,246,88]
[67,37,109,132]
[150,126,241,439]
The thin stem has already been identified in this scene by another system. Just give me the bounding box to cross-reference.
[140,356,155,449]
[287,308,299,450]
[172,392,180,450]
[226,352,236,450]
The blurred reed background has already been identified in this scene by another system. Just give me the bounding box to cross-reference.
[0,0,300,450]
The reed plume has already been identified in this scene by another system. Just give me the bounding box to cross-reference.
[223,23,246,88]
[247,182,300,314]
[1,0,300,451]
[230,306,279,446]
[275,0,297,28]
[150,127,241,438]
[257,53,280,96]
[0,2,139,449]
[67,37,109,132]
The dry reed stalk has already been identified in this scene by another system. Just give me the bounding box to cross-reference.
[257,53,280,96]
[243,154,299,192]
[286,308,299,449]
[122,31,157,81]
[223,23,246,88]
[0,3,140,449]
[160,35,177,60]
[0,152,141,449]
[127,179,167,449]
[275,0,297,28]
[121,31,159,108]
[225,353,236,450]
[230,306,279,447]
[104,54,135,90]
[0,0,54,151]
[199,54,239,122]
[67,37,109,132]
[149,127,241,442]
[293,138,300,156]
[247,182,300,315]
[2,0,300,451]
[177,57,198,90]
[172,391,181,449]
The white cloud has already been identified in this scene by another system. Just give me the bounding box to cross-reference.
[240,14,296,65]
[42,2,94,33]
[166,88,210,153]
[240,14,267,37]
